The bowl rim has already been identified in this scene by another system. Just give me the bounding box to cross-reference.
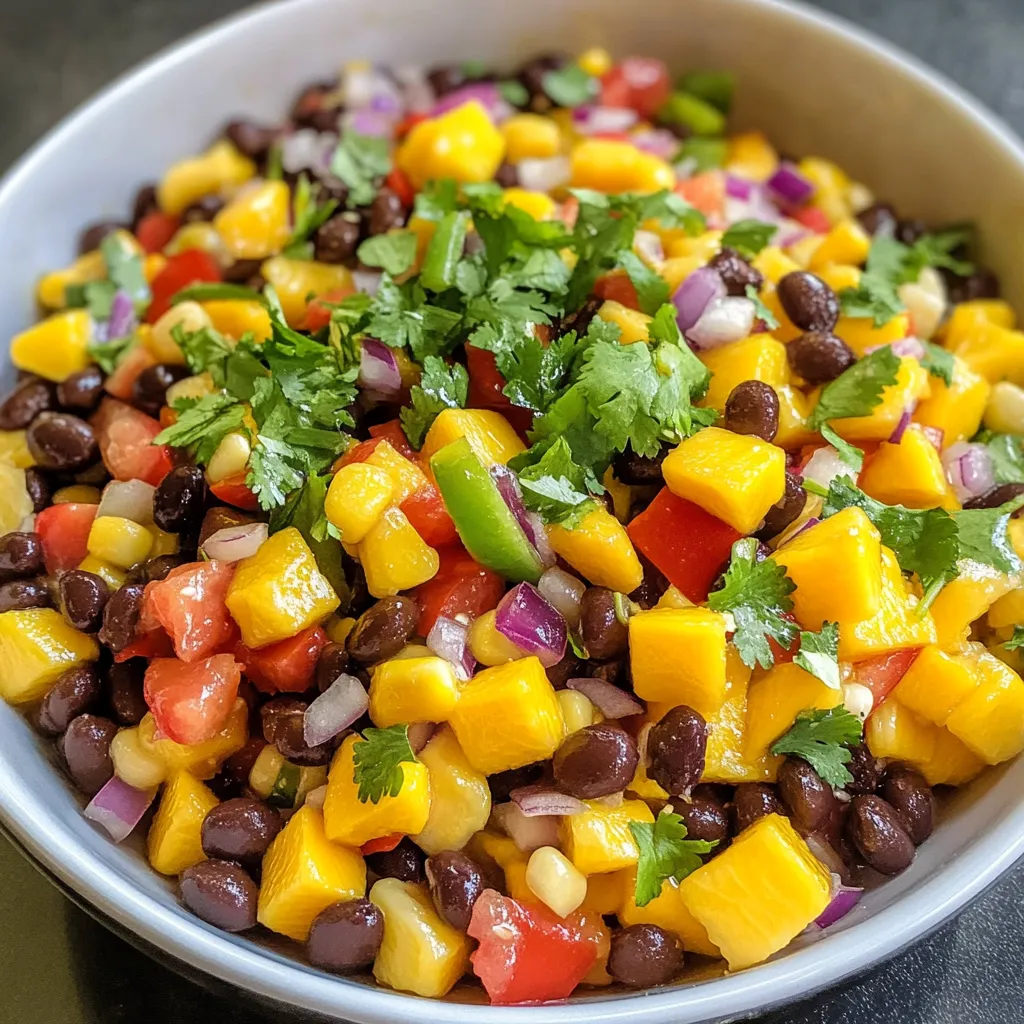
[3,0,1024,1021]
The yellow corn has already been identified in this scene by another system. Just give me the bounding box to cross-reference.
[0,608,99,704]
[578,47,613,77]
[364,440,429,503]
[10,309,93,382]
[87,516,154,569]
[526,846,588,917]
[52,484,100,504]
[134,700,248,781]
[358,507,439,597]
[570,139,675,194]
[166,372,215,405]
[205,431,252,484]
[558,690,597,733]
[325,463,394,544]
[468,609,526,666]
[397,101,506,189]
[984,381,1024,435]
[146,301,213,365]
[214,180,292,260]
[78,555,127,590]
[157,140,256,216]
[501,115,562,163]
[110,726,167,789]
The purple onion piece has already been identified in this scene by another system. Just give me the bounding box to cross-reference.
[725,174,754,201]
[566,678,644,718]
[672,266,726,333]
[430,83,511,122]
[427,615,475,681]
[509,785,585,817]
[888,408,913,444]
[687,296,756,350]
[83,776,156,843]
[303,673,368,749]
[358,339,403,396]
[107,289,138,339]
[766,162,816,206]
[490,465,538,546]
[814,880,865,929]
[494,582,567,669]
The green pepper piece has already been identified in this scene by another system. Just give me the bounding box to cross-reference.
[268,761,301,809]
[658,91,727,137]
[420,210,470,292]
[679,71,735,115]
[430,436,545,582]
[676,137,727,172]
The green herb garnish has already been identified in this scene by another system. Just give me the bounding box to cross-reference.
[770,707,864,787]
[352,725,418,804]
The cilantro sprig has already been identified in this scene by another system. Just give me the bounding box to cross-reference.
[282,174,339,259]
[720,219,777,261]
[352,725,418,804]
[1005,626,1024,653]
[794,622,841,689]
[630,808,718,907]
[771,707,864,787]
[400,355,469,448]
[331,130,392,207]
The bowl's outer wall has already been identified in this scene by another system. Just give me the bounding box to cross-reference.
[2,1,1024,1022]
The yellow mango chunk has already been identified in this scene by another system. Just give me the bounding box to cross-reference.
[988,586,1024,629]
[726,132,779,182]
[0,608,99,704]
[808,218,871,270]
[370,879,472,998]
[36,249,107,310]
[158,141,256,215]
[559,799,654,876]
[323,735,431,847]
[663,426,786,534]
[678,813,831,970]
[570,138,675,194]
[834,313,911,357]
[201,299,273,344]
[952,321,1024,385]
[942,299,1015,346]
[358,507,440,598]
[894,645,979,725]
[859,425,956,509]
[944,650,1024,764]
[774,385,817,449]
[930,560,1019,649]
[772,507,883,629]
[0,464,32,536]
[259,256,354,326]
[10,309,93,382]
[629,608,728,715]
[501,113,561,162]
[581,869,625,916]
[325,463,393,544]
[258,805,366,941]
[133,700,248,781]
[752,246,799,285]
[449,657,565,774]
[226,527,339,648]
[397,101,505,189]
[698,336,789,413]
[147,771,218,876]
[913,356,991,447]
[596,300,652,345]
[617,870,720,957]
[213,180,291,260]
[412,726,491,855]
[829,357,930,442]
[369,656,459,727]
[421,408,525,467]
[0,430,33,469]
[503,187,557,221]
[547,505,643,593]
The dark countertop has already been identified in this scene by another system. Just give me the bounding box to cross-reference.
[1,1,1023,1021]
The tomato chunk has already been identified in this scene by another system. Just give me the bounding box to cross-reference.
[236,625,329,694]
[413,546,505,636]
[300,284,357,333]
[675,170,726,219]
[92,398,175,487]
[385,166,416,208]
[360,833,405,856]
[401,479,459,548]
[145,249,222,324]
[464,347,534,440]
[135,211,180,255]
[35,503,98,574]
[368,419,414,458]
[793,206,831,233]
[853,648,921,709]
[143,654,243,745]
[103,344,158,401]
[593,269,640,310]
[209,473,260,511]
[627,487,741,604]
[143,561,237,663]
[114,629,174,664]
[600,58,671,119]
[468,891,599,1004]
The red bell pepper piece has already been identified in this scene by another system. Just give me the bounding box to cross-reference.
[793,206,831,234]
[401,478,459,548]
[35,503,98,574]
[299,284,357,333]
[135,211,180,255]
[209,473,261,511]
[368,419,414,458]
[853,648,921,709]
[385,166,416,208]
[464,347,535,441]
[145,249,223,323]
[593,269,640,310]
[627,487,741,604]
[236,625,329,694]
[413,545,505,636]
[360,833,405,856]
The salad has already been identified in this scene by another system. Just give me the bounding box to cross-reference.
[1,46,1023,1004]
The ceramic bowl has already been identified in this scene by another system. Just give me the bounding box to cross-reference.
[1,0,1023,1020]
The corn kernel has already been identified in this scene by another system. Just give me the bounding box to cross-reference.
[78,555,127,590]
[325,463,394,544]
[166,371,215,405]
[526,846,588,917]
[87,515,154,568]
[364,439,428,504]
[206,431,252,484]
[984,381,1024,435]
[578,47,613,77]
[468,608,526,666]
[148,301,213,365]
[110,726,168,788]
[249,744,286,800]
[501,114,562,163]
[324,615,356,645]
[53,485,101,504]
[10,309,93,382]
[558,690,597,733]
[158,140,256,216]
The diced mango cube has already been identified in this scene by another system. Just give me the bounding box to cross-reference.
[930,560,1018,649]
[260,256,354,327]
[944,650,1024,764]
[617,870,720,957]
[943,300,1015,346]
[808,218,871,270]
[449,657,565,774]
[859,425,956,509]
[158,140,256,216]
[894,645,979,725]
[502,187,557,221]
[421,408,525,467]
[662,426,786,534]
[36,249,107,310]
[397,101,506,189]
[834,313,911,357]
[500,113,562,163]
[570,138,675,194]
[773,385,817,449]
[547,505,643,593]
[147,770,218,876]
[829,357,930,442]
[952,321,1024,385]
[988,586,1024,629]
[358,507,440,598]
[559,798,654,876]
[369,656,459,727]
[698,336,789,413]
[725,132,779,182]
[325,463,394,544]
[751,246,800,284]
[914,356,991,447]
[200,299,273,344]
[0,608,99,704]
[10,309,93,382]
[581,869,625,916]
[596,300,652,345]
[212,180,291,260]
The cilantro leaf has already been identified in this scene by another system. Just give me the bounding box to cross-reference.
[809,347,901,431]
[154,392,249,465]
[707,537,797,669]
[67,279,117,321]
[630,808,717,907]
[400,355,469,448]
[492,327,587,414]
[618,250,670,315]
[908,228,973,279]
[516,436,599,527]
[413,179,459,222]
[839,276,904,327]
[1005,625,1024,652]
[356,230,418,276]
[282,174,339,258]
[746,284,779,329]
[498,79,529,106]
[171,283,266,305]
[352,725,418,804]
[986,434,1024,484]
[721,219,778,260]
[366,276,463,360]
[542,64,598,108]
[770,707,863,787]
[795,622,841,689]
[820,422,865,473]
[86,335,135,375]
[920,341,955,387]
[952,496,1024,575]
[330,130,392,207]
[100,233,151,310]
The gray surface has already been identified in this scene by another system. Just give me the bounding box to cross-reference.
[0,0,1022,1021]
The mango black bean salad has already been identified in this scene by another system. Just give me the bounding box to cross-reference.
[2,46,1024,1003]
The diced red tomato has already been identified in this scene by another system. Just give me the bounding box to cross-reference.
[793,206,831,233]
[143,654,243,746]
[103,344,158,401]
[414,545,506,637]
[92,398,175,487]
[114,629,175,664]
[335,437,385,471]
[368,419,414,458]
[401,479,459,548]
[35,503,98,574]
[627,487,741,603]
[468,891,600,1004]
[236,625,329,694]
[145,249,223,324]
[853,648,921,708]
[768,611,800,664]
[600,58,671,119]
[143,561,238,663]
[675,170,726,219]
[393,114,428,141]
[299,284,357,333]
[464,347,535,440]
[135,211,180,255]
[593,269,640,310]
[360,833,405,856]
[385,166,416,208]
[209,473,260,511]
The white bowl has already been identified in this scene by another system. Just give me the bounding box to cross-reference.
[2,0,1023,1021]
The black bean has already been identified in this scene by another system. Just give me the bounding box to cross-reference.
[197,506,257,548]
[307,899,383,972]
[26,412,97,471]
[647,706,707,797]
[425,850,486,932]
[131,185,159,229]
[881,767,934,845]
[181,195,224,225]
[708,247,764,297]
[846,795,915,875]
[224,120,278,161]
[78,221,127,255]
[315,642,350,693]
[347,596,419,665]
[98,582,146,653]
[0,531,43,581]
[59,570,110,633]
[488,763,545,803]
[787,331,856,385]
[143,554,184,583]
[778,758,837,834]
[724,380,779,441]
[260,697,334,767]
[201,797,282,863]
[132,364,189,418]
[756,472,807,540]
[777,271,840,332]
[895,219,927,246]
[963,483,1024,511]
[367,188,405,236]
[24,468,51,513]
[61,714,118,795]
[608,924,683,988]
[732,782,781,834]
[153,465,207,534]
[290,81,341,131]
[629,555,668,611]
[222,258,265,284]
[494,162,519,188]
[518,53,566,111]
[365,837,425,884]
[57,366,105,411]
[108,660,148,726]
[676,793,729,845]
[221,738,267,792]
[845,743,882,795]
[0,578,52,612]
[546,652,581,690]
[179,859,259,933]
[552,724,638,799]
[856,202,898,238]
[944,266,1000,304]
[314,214,361,264]
[578,587,628,661]
[612,446,667,486]
[37,665,103,735]
[0,378,56,430]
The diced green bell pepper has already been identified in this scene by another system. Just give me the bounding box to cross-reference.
[659,91,727,137]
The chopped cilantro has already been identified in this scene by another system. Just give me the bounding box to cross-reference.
[86,335,135,374]
[986,434,1024,484]
[541,64,598,108]
[100,233,151,310]
[356,230,418,277]
[516,436,598,528]
[630,808,717,908]
[497,79,529,106]
[400,355,469,448]
[770,707,864,787]
[352,725,418,804]
[808,347,901,432]
[721,219,777,261]
[365,275,463,361]
[920,341,955,386]
[330,130,392,207]
[820,423,866,473]
[707,537,798,670]
[618,249,670,315]
[281,174,339,259]
[953,497,1024,575]
[66,279,118,321]
[1005,626,1024,652]
[746,284,779,329]
[154,392,249,465]
[171,283,266,305]
[795,622,841,689]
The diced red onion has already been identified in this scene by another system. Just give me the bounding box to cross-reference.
[766,162,815,206]
[344,108,394,138]
[633,229,665,266]
[495,582,567,669]
[572,105,638,135]
[509,784,585,817]
[537,567,586,629]
[815,876,865,928]
[566,677,644,718]
[490,465,541,545]
[776,225,812,249]
[789,516,821,541]
[407,721,437,754]
[107,290,137,338]
[358,339,403,396]
[492,802,561,851]
[516,156,571,194]
[672,266,726,333]
[202,522,268,563]
[889,336,926,360]
[630,129,681,161]
[921,425,945,451]
[802,445,855,490]
[888,408,913,444]
[343,65,402,114]
[303,673,369,748]
[943,441,995,501]
[427,615,475,681]
[281,129,337,176]
[352,269,383,296]
[97,479,155,525]
[525,511,556,568]
[83,776,156,843]
[687,296,756,350]
[431,84,512,123]
[725,174,754,201]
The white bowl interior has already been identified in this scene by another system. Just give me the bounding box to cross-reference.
[1,1,1024,1022]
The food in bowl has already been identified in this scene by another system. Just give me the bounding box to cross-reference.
[1,44,1023,1004]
